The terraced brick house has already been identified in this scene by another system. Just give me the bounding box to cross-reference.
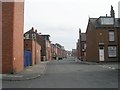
[86,6,120,62]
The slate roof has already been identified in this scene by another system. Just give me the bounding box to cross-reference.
[89,17,120,28]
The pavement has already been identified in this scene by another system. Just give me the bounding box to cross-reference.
[1,61,49,81]
[74,57,119,70]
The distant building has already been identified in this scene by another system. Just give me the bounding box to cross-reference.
[24,27,51,61]
[51,44,57,59]
[72,49,77,57]
[41,35,51,61]
[76,29,86,61]
[55,43,63,60]
[86,6,120,62]
[61,46,67,58]
[66,51,72,56]
[54,43,67,60]
[76,39,80,59]
[2,1,24,74]
[51,43,67,60]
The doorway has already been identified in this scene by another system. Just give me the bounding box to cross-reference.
[99,47,104,61]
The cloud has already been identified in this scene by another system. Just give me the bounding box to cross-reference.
[24,0,119,50]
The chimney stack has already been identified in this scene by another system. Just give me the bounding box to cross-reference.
[31,27,34,31]
[35,29,37,33]
[110,5,115,18]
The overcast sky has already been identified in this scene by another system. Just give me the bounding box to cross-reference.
[24,0,119,51]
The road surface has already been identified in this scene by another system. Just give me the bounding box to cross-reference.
[2,57,118,88]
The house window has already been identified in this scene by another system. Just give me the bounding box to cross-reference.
[32,33,36,39]
[25,34,29,39]
[109,31,115,41]
[108,46,117,57]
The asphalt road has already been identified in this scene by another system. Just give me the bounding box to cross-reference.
[2,57,118,88]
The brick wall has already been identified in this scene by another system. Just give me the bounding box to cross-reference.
[13,2,24,73]
[0,2,2,73]
[25,31,46,61]
[35,41,41,64]
[96,28,118,61]
[24,39,41,65]
[24,39,33,64]
[37,35,46,59]
[32,40,41,64]
[86,21,119,62]
[2,2,24,74]
[86,23,98,62]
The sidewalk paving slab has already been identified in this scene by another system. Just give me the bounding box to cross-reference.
[1,61,49,81]
[74,57,119,70]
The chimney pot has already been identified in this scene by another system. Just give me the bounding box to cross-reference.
[35,29,37,33]
[31,27,34,31]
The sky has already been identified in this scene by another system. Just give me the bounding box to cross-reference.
[24,0,119,51]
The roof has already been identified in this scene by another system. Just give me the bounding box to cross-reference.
[24,28,48,44]
[41,35,50,41]
[89,17,120,28]
[55,43,63,48]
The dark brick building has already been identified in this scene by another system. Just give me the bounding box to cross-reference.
[76,29,86,61]
[55,43,66,60]
[76,39,80,59]
[86,6,120,62]
[24,27,51,61]
[72,49,77,57]
[51,44,57,59]
[41,35,51,61]
[2,1,24,73]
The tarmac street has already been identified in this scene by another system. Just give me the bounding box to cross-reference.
[2,56,119,88]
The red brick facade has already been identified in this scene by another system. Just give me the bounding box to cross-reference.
[24,28,52,61]
[42,35,51,61]
[86,20,119,62]
[55,43,66,60]
[76,6,120,62]
[2,1,24,74]
[0,2,2,73]
[24,39,41,65]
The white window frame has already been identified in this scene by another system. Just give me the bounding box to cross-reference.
[32,33,36,39]
[108,46,117,57]
[25,34,29,39]
[109,31,115,42]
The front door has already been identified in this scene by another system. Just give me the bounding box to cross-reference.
[99,47,104,61]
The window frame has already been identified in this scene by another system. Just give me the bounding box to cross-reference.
[108,30,115,42]
[32,33,36,39]
[108,46,117,58]
[25,34,30,39]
